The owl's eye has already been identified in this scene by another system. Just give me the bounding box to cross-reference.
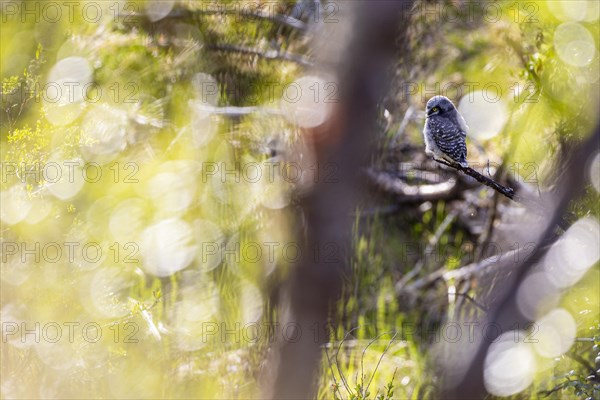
[432,107,439,112]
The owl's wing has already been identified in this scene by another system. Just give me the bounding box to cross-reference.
[433,120,467,163]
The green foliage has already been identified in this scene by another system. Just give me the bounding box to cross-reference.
[6,121,49,165]
[1,43,45,131]
[1,1,598,399]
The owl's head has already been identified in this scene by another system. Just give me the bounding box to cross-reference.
[425,96,456,117]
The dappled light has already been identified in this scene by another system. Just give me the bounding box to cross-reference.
[553,22,596,67]
[1,1,599,399]
[543,216,600,288]
[457,90,508,140]
[483,331,536,397]
[533,308,577,359]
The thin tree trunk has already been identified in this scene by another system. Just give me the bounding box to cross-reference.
[263,2,412,398]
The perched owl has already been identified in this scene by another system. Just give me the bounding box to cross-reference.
[423,95,468,167]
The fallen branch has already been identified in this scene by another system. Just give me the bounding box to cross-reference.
[434,159,516,200]
[398,248,521,294]
[365,168,458,202]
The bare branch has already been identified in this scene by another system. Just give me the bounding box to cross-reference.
[207,43,313,67]
[188,102,282,117]
[120,8,308,31]
[434,159,516,200]
[192,7,308,31]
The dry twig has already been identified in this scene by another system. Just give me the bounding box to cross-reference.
[434,159,516,200]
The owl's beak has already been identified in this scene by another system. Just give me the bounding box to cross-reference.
[426,108,435,116]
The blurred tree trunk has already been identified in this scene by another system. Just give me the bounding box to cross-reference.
[263,2,413,398]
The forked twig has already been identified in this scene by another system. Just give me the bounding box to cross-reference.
[334,326,363,395]
[365,331,400,396]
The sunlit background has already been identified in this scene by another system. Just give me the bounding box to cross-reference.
[1,1,599,399]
